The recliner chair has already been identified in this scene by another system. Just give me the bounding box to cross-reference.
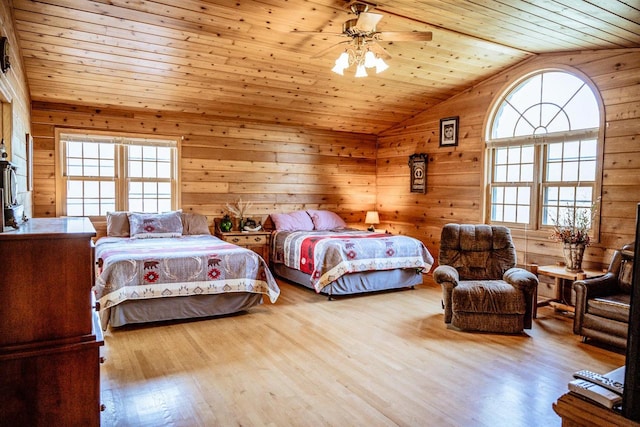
[433,224,538,333]
[573,243,634,348]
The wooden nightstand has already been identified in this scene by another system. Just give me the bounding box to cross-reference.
[214,221,271,264]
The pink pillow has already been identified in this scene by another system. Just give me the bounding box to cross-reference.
[306,210,347,230]
[270,211,314,231]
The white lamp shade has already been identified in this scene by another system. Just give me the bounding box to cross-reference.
[375,57,389,73]
[331,63,345,75]
[365,211,380,225]
[364,50,377,68]
[335,52,350,69]
[355,64,368,77]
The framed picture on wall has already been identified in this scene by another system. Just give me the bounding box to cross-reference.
[408,153,427,193]
[439,116,459,147]
[25,133,33,191]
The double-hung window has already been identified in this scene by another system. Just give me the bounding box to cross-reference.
[486,70,602,234]
[57,132,179,216]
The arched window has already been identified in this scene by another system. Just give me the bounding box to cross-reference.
[486,70,602,234]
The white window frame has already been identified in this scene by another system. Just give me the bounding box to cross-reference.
[55,130,180,216]
[484,68,604,240]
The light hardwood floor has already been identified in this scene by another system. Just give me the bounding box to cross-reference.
[99,277,624,427]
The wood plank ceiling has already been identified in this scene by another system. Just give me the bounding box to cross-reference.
[9,0,640,134]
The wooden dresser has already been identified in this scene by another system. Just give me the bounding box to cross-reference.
[0,217,102,426]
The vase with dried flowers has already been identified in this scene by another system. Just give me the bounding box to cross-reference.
[549,202,597,272]
[225,198,252,231]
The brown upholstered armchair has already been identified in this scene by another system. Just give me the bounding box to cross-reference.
[573,243,634,348]
[433,224,538,333]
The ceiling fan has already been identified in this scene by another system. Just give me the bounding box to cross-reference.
[293,1,433,76]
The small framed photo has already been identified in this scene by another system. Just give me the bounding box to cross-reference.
[439,116,459,147]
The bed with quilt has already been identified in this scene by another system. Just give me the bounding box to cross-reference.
[94,210,280,328]
[269,210,434,297]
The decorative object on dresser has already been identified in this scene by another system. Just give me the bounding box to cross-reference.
[95,211,279,328]
[433,223,538,333]
[0,217,102,426]
[0,160,25,229]
[268,210,434,299]
[225,198,252,231]
[219,214,233,232]
[573,243,634,349]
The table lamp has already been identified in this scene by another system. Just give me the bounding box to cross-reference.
[365,211,380,232]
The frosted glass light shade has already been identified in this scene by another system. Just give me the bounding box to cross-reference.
[364,50,377,68]
[355,64,368,77]
[335,52,350,69]
[375,57,389,73]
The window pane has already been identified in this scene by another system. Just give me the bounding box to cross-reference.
[507,165,520,181]
[68,181,83,198]
[158,200,172,212]
[143,161,158,178]
[100,181,115,198]
[495,165,507,182]
[504,206,516,222]
[68,141,83,157]
[84,158,99,177]
[100,159,114,177]
[565,86,600,130]
[517,205,530,223]
[157,147,171,161]
[129,160,142,178]
[562,162,579,181]
[84,181,99,197]
[157,162,171,179]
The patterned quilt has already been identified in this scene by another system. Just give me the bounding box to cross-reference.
[94,235,280,310]
[275,229,434,292]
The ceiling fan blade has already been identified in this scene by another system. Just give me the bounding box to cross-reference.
[310,40,351,59]
[356,12,383,32]
[369,41,393,60]
[290,30,347,37]
[375,31,433,41]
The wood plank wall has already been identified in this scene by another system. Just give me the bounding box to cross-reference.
[0,1,33,217]
[377,49,640,279]
[29,104,377,236]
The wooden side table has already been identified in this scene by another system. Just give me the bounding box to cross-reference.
[553,392,638,426]
[536,264,603,316]
[214,223,271,265]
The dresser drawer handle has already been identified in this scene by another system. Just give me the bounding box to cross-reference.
[231,237,240,243]
[254,237,263,242]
